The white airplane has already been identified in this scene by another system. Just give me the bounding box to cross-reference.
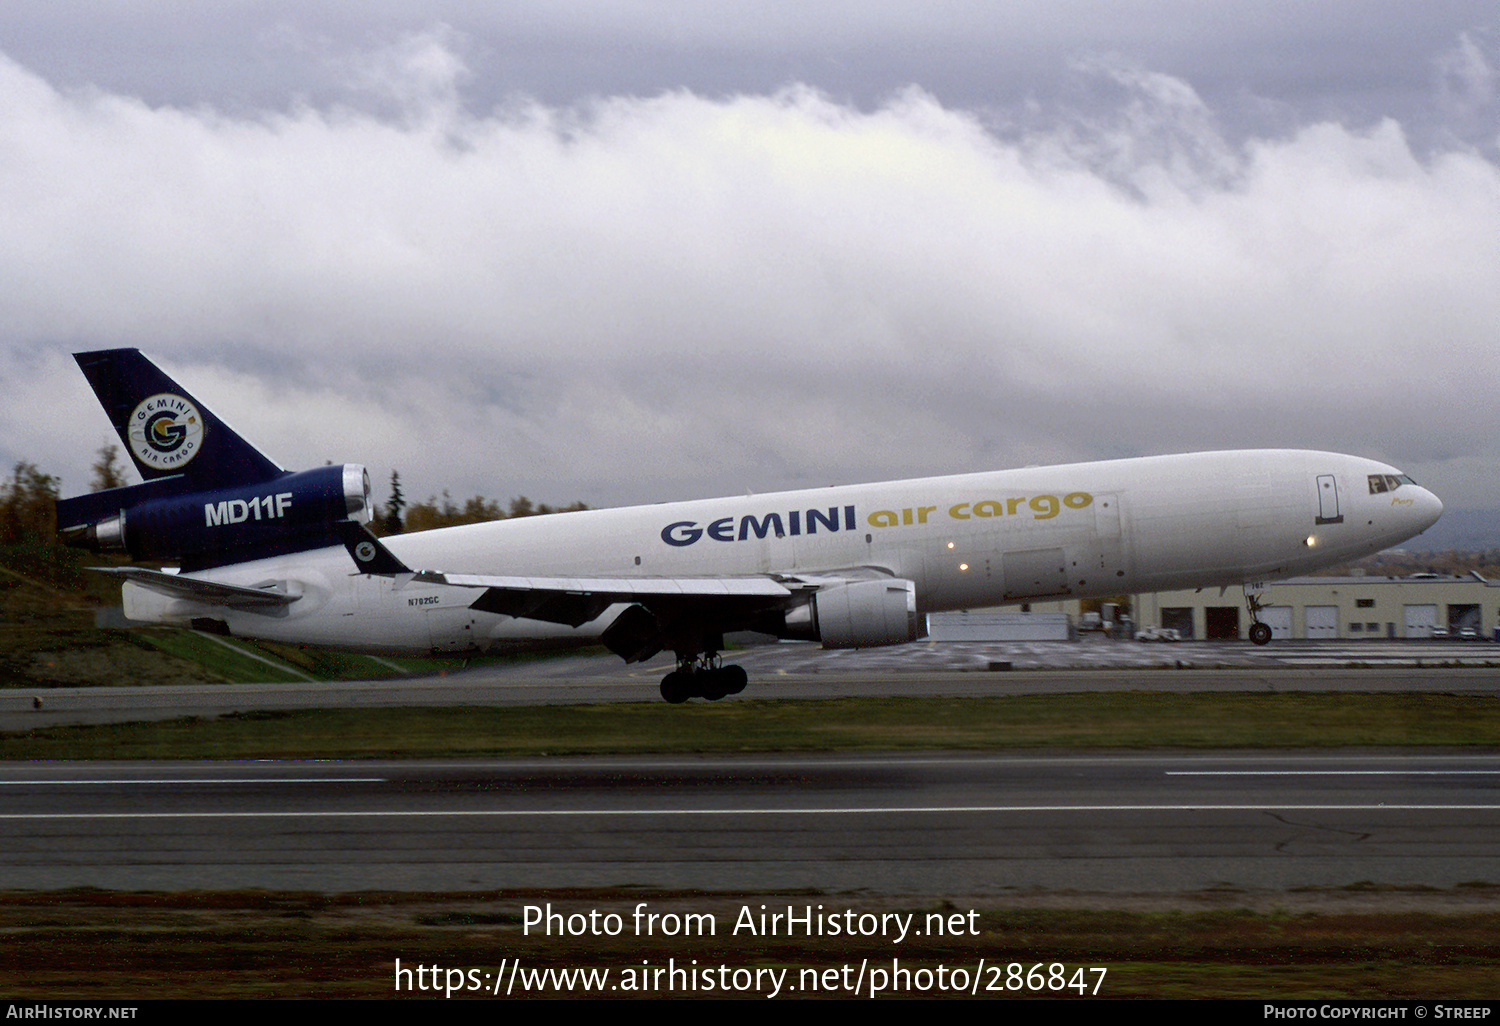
[57,349,1443,701]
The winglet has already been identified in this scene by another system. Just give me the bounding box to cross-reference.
[333,520,413,575]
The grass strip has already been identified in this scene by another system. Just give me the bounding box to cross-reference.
[3,691,1498,759]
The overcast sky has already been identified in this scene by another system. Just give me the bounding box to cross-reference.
[2,3,1497,513]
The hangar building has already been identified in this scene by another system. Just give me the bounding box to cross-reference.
[928,575,1500,643]
[1132,574,1500,641]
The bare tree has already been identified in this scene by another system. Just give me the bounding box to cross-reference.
[89,444,129,491]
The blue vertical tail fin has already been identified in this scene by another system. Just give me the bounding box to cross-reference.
[59,349,371,570]
[73,348,283,489]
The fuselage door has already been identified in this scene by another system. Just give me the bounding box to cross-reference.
[1315,474,1343,524]
[427,605,481,654]
[1002,547,1071,600]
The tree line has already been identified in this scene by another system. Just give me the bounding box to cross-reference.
[376,470,588,535]
[0,448,587,546]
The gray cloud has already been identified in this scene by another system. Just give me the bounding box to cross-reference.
[1,22,1497,515]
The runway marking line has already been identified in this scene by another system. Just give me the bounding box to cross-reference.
[0,778,385,785]
[1167,770,1500,776]
[3,803,1500,820]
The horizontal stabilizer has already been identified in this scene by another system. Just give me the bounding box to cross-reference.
[92,566,297,609]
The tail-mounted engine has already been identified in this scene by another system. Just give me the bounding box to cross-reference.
[58,463,372,572]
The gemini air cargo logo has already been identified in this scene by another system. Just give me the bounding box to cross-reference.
[127,393,204,471]
[660,493,1095,547]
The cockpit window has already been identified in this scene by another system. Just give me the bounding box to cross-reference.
[1369,473,1417,494]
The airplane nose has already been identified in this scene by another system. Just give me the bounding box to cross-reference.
[1416,487,1444,532]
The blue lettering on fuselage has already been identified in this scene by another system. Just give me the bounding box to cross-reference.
[661,505,857,547]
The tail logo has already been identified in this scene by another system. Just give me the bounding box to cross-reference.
[128,393,204,471]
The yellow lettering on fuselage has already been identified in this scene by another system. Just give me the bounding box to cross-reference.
[868,492,1093,530]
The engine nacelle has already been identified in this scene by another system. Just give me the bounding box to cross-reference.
[782,578,927,649]
[59,463,371,571]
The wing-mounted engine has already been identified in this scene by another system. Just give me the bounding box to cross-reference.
[58,463,372,571]
[780,578,927,648]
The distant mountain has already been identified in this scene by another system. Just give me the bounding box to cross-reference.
[1398,508,1500,552]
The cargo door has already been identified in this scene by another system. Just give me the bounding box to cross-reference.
[1002,548,1070,600]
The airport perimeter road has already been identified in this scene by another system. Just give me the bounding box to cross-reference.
[1,752,1497,893]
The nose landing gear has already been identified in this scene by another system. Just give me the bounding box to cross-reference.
[1244,587,1273,645]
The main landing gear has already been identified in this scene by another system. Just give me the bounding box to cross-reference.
[1245,589,1273,646]
[659,654,748,703]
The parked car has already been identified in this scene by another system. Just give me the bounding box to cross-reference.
[1135,626,1182,642]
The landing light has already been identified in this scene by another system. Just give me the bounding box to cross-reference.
[1305,535,1317,547]
[959,563,969,571]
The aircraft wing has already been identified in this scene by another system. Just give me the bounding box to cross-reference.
[334,519,797,625]
[434,573,794,628]
[330,521,916,662]
[99,561,793,627]
[92,566,299,609]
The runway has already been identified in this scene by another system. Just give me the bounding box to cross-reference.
[4,645,1498,896]
[3,752,1498,893]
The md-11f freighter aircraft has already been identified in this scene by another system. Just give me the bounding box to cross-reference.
[57,349,1443,701]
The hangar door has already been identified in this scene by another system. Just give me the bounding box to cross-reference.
[1161,607,1195,639]
[1260,606,1293,640]
[1204,607,1239,639]
[1404,604,1438,639]
[1305,605,1339,640]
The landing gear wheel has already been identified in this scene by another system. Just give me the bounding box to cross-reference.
[659,670,692,703]
[722,665,748,695]
[659,657,750,702]
[1243,586,1273,646]
[698,670,727,701]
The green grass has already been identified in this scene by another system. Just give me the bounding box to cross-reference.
[130,629,315,683]
[4,692,1498,759]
